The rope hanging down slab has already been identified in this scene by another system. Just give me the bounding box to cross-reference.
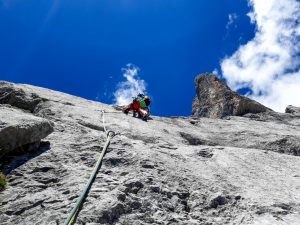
[63,111,115,225]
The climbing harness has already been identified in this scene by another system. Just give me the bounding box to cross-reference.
[63,111,115,225]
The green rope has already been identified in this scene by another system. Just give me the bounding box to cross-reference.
[63,111,115,225]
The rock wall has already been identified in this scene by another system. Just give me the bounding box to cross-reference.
[0,104,53,158]
[0,81,300,225]
[192,73,271,118]
[0,81,43,112]
[286,105,300,116]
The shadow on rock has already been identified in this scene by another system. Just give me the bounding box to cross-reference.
[180,132,216,146]
[1,141,51,175]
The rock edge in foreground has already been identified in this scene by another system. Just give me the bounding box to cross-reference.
[0,105,54,158]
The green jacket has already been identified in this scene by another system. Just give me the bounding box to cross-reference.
[140,100,147,109]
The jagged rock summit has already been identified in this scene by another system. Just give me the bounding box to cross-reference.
[192,73,271,118]
[0,80,300,225]
[286,105,300,116]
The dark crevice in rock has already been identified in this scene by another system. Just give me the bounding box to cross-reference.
[157,144,178,150]
[255,203,297,217]
[179,132,216,146]
[104,156,131,167]
[196,149,214,158]
[5,200,45,216]
[125,134,159,144]
[265,136,300,156]
[122,179,144,195]
[1,141,51,175]
[29,166,54,173]
[200,193,243,211]
[98,203,126,224]
[34,177,59,185]
[140,160,155,169]
[13,141,41,155]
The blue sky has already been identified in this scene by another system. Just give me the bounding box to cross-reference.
[0,0,284,116]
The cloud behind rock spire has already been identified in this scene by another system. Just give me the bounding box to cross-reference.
[221,0,300,112]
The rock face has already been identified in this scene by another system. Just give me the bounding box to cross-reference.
[286,105,300,116]
[192,73,271,118]
[0,105,54,158]
[0,81,300,225]
[0,81,43,112]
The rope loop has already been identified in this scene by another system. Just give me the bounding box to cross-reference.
[107,130,116,138]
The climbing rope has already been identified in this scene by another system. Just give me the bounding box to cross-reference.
[63,110,115,225]
[101,110,108,134]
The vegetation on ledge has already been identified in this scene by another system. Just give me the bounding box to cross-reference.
[0,172,7,191]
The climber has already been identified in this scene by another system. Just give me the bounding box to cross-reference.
[123,93,151,121]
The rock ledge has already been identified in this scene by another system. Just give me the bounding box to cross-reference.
[0,105,54,157]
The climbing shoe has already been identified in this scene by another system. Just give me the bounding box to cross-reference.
[133,111,137,117]
[123,108,129,115]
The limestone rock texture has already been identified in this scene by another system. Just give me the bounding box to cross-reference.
[192,73,271,118]
[0,105,54,157]
[286,105,300,116]
[0,81,300,225]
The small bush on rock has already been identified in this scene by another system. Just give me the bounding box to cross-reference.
[0,172,7,191]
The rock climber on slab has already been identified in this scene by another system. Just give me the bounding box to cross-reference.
[122,93,151,121]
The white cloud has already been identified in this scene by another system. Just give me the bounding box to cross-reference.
[254,72,300,111]
[212,68,219,75]
[212,68,222,79]
[113,64,147,106]
[226,13,238,30]
[221,0,300,112]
